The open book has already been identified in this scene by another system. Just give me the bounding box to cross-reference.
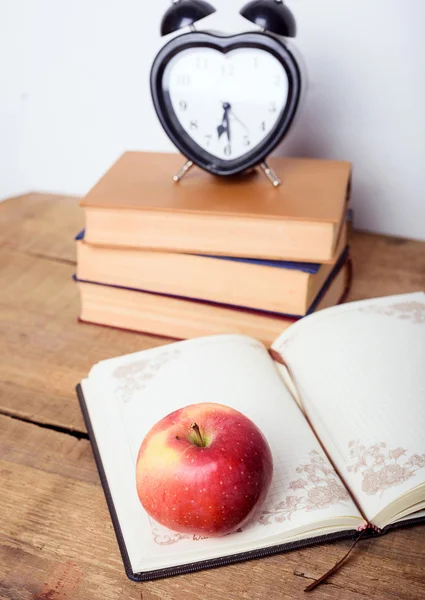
[77,292,425,581]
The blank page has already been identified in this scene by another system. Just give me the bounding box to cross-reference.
[273,292,425,525]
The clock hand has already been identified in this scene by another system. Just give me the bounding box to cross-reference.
[225,111,231,143]
[217,102,232,143]
[229,109,249,133]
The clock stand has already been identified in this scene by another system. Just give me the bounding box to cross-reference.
[172,159,281,187]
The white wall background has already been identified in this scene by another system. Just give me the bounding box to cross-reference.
[1,0,424,240]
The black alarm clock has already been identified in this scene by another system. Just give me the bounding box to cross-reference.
[150,0,302,186]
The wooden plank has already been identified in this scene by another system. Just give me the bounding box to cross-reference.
[0,413,98,485]
[348,232,425,300]
[0,193,83,263]
[1,416,424,600]
[0,249,169,432]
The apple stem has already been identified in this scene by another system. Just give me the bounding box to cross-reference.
[191,422,206,447]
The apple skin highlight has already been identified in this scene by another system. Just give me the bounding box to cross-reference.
[136,402,273,537]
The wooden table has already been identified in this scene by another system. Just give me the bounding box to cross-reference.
[1,194,424,600]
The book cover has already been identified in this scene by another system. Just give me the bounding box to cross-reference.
[80,152,351,223]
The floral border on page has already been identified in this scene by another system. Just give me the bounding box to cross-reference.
[347,440,425,496]
[258,450,350,525]
[152,450,351,545]
[359,300,425,325]
[113,349,181,404]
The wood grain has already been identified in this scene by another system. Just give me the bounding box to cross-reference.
[0,194,424,600]
[0,246,169,433]
[0,193,83,263]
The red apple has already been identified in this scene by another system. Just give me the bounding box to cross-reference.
[136,402,273,537]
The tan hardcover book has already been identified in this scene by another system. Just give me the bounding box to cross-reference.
[80,152,351,262]
[77,260,349,347]
[76,292,425,581]
[76,225,347,317]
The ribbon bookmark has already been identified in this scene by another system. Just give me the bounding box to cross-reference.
[268,348,287,366]
[304,527,370,592]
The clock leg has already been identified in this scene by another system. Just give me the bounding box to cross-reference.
[260,162,281,188]
[173,160,194,183]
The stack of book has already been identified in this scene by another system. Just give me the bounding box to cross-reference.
[76,152,352,346]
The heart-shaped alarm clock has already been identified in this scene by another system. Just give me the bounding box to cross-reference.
[151,0,302,186]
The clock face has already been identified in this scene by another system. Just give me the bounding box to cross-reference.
[163,47,289,162]
[151,32,301,176]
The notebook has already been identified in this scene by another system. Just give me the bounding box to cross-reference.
[77,292,425,581]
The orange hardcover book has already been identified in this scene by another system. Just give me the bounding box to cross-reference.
[80,152,351,262]
[76,227,347,317]
[77,258,350,347]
